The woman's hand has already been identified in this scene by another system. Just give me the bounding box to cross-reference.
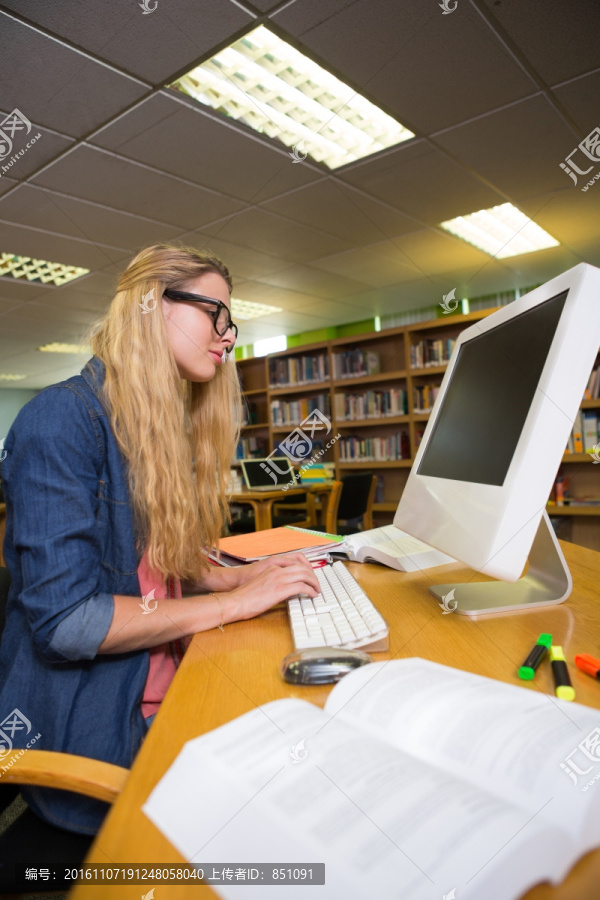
[234,552,317,587]
[220,557,320,623]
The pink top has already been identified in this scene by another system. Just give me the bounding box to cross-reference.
[138,549,191,719]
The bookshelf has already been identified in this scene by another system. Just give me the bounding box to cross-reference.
[235,314,600,551]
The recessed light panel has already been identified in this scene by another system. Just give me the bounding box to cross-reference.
[440,203,559,258]
[0,253,89,286]
[170,25,415,169]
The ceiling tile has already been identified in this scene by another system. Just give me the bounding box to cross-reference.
[179,231,291,281]
[552,70,600,135]
[0,185,183,250]
[1,0,253,85]
[0,118,74,180]
[518,188,600,248]
[480,0,600,84]
[201,207,356,263]
[339,140,504,222]
[277,0,537,134]
[91,92,323,202]
[377,229,491,279]
[262,179,420,244]
[0,16,148,137]
[0,221,125,270]
[256,264,368,299]
[311,246,423,287]
[434,95,581,200]
[0,278,51,302]
[32,145,245,228]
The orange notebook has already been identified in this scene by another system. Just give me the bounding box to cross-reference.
[215,527,342,562]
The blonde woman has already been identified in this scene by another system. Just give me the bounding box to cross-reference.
[0,245,319,835]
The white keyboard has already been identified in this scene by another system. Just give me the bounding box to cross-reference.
[287,561,389,652]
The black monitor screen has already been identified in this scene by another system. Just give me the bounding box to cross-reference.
[417,290,568,486]
[244,459,292,487]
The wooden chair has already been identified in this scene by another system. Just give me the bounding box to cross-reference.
[324,480,343,534]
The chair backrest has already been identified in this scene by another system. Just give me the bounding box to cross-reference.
[0,566,10,639]
[337,472,377,526]
[324,481,343,534]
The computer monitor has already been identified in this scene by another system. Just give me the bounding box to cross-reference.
[394,262,600,615]
[241,457,294,490]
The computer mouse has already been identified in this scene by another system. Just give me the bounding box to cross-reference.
[280,647,372,685]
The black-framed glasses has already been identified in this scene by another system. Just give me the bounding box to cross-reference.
[163,289,238,349]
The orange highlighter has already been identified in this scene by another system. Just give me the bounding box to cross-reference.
[574,653,600,681]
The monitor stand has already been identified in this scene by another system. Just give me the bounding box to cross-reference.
[429,511,572,616]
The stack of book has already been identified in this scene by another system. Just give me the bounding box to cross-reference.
[410,337,456,368]
[412,384,440,414]
[269,354,329,387]
[338,432,410,462]
[332,349,381,379]
[334,388,408,420]
[270,393,331,427]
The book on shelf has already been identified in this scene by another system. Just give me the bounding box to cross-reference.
[412,383,440,414]
[234,437,265,460]
[549,475,570,506]
[338,432,410,462]
[583,411,599,453]
[269,354,329,388]
[332,348,380,380]
[270,394,331,428]
[583,363,600,399]
[410,337,456,369]
[144,657,600,900]
[334,388,407,421]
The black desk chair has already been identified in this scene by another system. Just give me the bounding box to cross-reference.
[334,473,377,535]
[0,566,128,894]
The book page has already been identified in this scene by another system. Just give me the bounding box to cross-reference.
[345,525,454,570]
[143,696,565,900]
[325,659,600,853]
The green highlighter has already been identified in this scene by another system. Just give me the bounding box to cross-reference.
[518,633,552,680]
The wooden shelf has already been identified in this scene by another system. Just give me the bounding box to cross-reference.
[410,365,447,377]
[232,311,599,550]
[269,380,330,396]
[547,505,600,516]
[331,370,407,387]
[242,388,267,397]
[334,415,410,428]
[338,460,413,469]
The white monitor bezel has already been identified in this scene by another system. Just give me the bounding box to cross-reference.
[394,263,600,581]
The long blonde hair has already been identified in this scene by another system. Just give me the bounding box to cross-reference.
[85,244,242,582]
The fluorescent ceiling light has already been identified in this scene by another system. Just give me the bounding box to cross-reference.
[0,373,26,381]
[0,253,89,286]
[38,343,91,354]
[170,25,414,169]
[254,335,287,357]
[231,298,282,320]
[439,203,559,258]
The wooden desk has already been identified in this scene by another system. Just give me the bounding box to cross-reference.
[229,482,333,531]
[72,541,600,899]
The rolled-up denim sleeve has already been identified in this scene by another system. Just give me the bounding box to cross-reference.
[4,385,115,662]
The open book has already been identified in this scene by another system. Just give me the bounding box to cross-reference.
[333,524,455,571]
[143,659,600,900]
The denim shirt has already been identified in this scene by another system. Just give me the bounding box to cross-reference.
[0,356,150,834]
